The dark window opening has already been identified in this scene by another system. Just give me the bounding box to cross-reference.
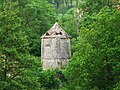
[55,33,59,35]
[60,32,62,35]
[46,32,49,36]
[57,62,62,66]
[55,32,62,35]
[46,44,51,48]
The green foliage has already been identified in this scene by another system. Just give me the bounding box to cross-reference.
[59,8,78,38]
[0,1,42,90]
[19,0,56,56]
[80,0,115,15]
[65,7,120,90]
[113,79,120,90]
[0,0,120,90]
[38,70,61,89]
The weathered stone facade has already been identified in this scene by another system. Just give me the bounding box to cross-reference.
[41,22,71,70]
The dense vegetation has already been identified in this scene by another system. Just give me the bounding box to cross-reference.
[0,0,120,90]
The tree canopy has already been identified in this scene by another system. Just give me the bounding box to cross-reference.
[0,0,120,90]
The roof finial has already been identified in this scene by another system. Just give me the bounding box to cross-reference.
[54,22,59,26]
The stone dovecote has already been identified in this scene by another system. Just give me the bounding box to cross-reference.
[41,22,71,70]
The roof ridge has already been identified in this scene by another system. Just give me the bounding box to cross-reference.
[41,22,71,38]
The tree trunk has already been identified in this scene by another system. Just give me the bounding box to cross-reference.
[3,59,8,80]
[70,0,72,7]
[64,0,68,6]
[56,0,59,16]
[76,0,78,6]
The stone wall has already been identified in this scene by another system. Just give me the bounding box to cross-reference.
[41,37,71,70]
[42,59,70,70]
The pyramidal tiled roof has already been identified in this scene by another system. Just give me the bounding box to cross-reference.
[41,22,70,38]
